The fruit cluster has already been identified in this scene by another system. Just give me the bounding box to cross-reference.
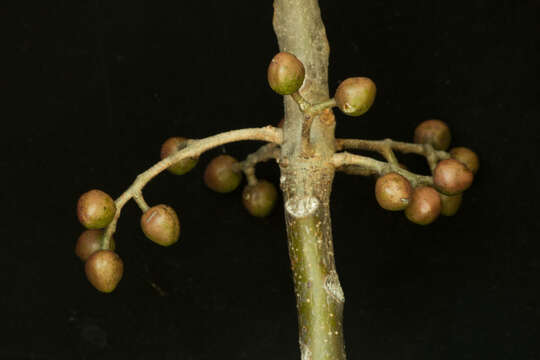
[267,52,477,225]
[375,119,478,225]
[267,51,376,117]
[76,138,278,292]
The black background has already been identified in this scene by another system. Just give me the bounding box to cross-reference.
[5,0,540,359]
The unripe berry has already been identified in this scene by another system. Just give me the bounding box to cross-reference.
[75,229,115,262]
[439,192,463,216]
[433,159,474,195]
[77,189,116,229]
[203,155,242,193]
[160,137,198,175]
[334,77,376,116]
[405,186,441,225]
[242,180,278,217]
[267,52,305,95]
[413,119,451,150]
[140,204,180,247]
[375,173,412,211]
[85,250,123,293]
[450,147,479,174]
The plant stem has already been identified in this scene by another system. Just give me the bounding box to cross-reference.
[273,1,346,359]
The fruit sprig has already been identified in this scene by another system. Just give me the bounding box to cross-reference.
[268,51,479,225]
[76,127,281,292]
[75,50,478,293]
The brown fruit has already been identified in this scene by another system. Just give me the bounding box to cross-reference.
[267,52,305,95]
[277,118,285,128]
[450,147,479,174]
[160,137,198,175]
[85,250,123,293]
[77,189,116,229]
[140,204,180,247]
[242,180,278,217]
[334,77,376,116]
[413,119,451,150]
[203,155,242,193]
[405,186,441,225]
[375,173,412,211]
[75,229,115,261]
[433,159,474,195]
[439,192,463,216]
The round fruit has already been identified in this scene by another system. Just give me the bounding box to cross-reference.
[203,155,242,193]
[450,147,479,174]
[75,229,115,261]
[140,204,180,247]
[242,180,278,217]
[413,119,451,151]
[375,173,412,211]
[433,159,474,195]
[267,52,305,95]
[85,250,123,293]
[334,77,376,116]
[405,186,441,225]
[439,192,463,216]
[77,189,116,229]
[160,137,198,175]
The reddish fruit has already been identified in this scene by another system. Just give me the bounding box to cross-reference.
[267,52,305,95]
[140,204,180,247]
[75,229,115,261]
[242,180,278,217]
[77,189,116,229]
[413,119,451,150]
[375,173,412,211]
[334,77,376,116]
[439,192,463,216]
[85,250,123,293]
[450,147,479,174]
[433,159,474,195]
[405,186,441,225]
[203,155,242,193]
[160,137,198,175]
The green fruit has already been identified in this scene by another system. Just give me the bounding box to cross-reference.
[85,250,123,293]
[439,192,463,216]
[433,159,474,195]
[450,147,479,174]
[242,180,278,217]
[405,186,441,225]
[375,173,412,211]
[140,204,180,247]
[267,52,305,95]
[334,77,376,116]
[75,229,115,261]
[203,155,242,193]
[77,189,116,229]
[413,119,451,151]
[160,137,198,175]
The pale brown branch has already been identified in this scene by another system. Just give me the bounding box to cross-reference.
[336,138,450,170]
[101,126,282,249]
[234,143,281,186]
[332,151,433,187]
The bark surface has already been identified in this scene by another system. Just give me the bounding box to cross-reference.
[273,1,346,359]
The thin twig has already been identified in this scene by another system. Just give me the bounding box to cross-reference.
[233,143,281,186]
[101,126,282,249]
[332,152,433,187]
